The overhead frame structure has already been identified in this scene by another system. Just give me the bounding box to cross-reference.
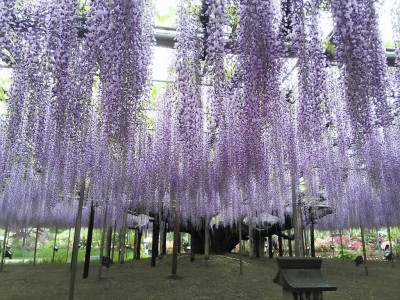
[96,26,399,67]
[1,19,397,67]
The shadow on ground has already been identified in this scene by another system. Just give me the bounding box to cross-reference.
[0,254,398,299]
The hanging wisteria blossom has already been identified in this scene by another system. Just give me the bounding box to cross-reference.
[0,0,399,233]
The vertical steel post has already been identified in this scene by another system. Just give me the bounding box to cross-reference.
[171,211,180,276]
[68,181,86,300]
[0,221,9,272]
[83,203,95,278]
[33,223,40,266]
[52,225,58,263]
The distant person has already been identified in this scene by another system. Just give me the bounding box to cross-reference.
[384,244,392,261]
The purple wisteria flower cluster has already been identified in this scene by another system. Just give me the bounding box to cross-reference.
[0,0,399,231]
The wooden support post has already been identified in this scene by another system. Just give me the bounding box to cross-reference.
[83,203,95,279]
[52,225,58,263]
[98,224,107,279]
[117,228,122,262]
[387,225,394,268]
[66,227,72,263]
[159,220,166,256]
[339,229,344,260]
[310,221,315,257]
[291,172,303,257]
[98,200,109,280]
[151,216,159,267]
[204,219,210,263]
[159,217,165,255]
[304,228,309,256]
[249,219,254,259]
[133,228,138,259]
[162,221,167,255]
[106,226,112,257]
[288,238,293,257]
[178,232,182,254]
[171,212,180,276]
[134,229,142,260]
[111,220,117,262]
[259,233,265,258]
[138,230,142,259]
[125,229,129,260]
[68,181,86,300]
[0,221,9,272]
[238,219,243,275]
[190,228,195,262]
[119,210,127,264]
[278,234,283,257]
[254,230,260,258]
[360,224,368,276]
[22,227,27,248]
[33,223,40,267]
[268,235,274,258]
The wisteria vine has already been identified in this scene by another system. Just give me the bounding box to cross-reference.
[0,0,399,232]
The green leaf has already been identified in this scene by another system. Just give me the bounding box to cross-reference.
[156,4,177,27]
[321,39,335,56]
[384,40,395,49]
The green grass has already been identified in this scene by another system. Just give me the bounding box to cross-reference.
[7,247,126,264]
[7,246,154,264]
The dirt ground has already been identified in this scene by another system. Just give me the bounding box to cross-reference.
[0,254,399,300]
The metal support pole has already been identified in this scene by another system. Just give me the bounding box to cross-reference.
[268,235,274,258]
[119,210,127,264]
[134,229,142,260]
[162,221,167,255]
[178,232,181,254]
[278,234,283,257]
[52,225,58,263]
[171,211,180,276]
[33,223,40,266]
[248,218,254,259]
[125,230,129,260]
[151,216,159,267]
[238,219,243,275]
[204,219,210,263]
[83,203,95,279]
[291,172,303,257]
[111,219,117,262]
[98,200,109,280]
[66,227,72,263]
[0,221,9,272]
[288,238,293,257]
[339,229,344,260]
[310,221,315,257]
[68,181,86,300]
[259,232,265,258]
[106,226,112,257]
[387,225,394,268]
[360,224,369,276]
[190,227,195,262]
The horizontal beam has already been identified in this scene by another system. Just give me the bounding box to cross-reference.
[1,19,398,67]
[154,31,176,49]
[77,24,176,48]
[150,31,397,66]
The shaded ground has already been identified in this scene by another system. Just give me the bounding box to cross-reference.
[0,254,399,299]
